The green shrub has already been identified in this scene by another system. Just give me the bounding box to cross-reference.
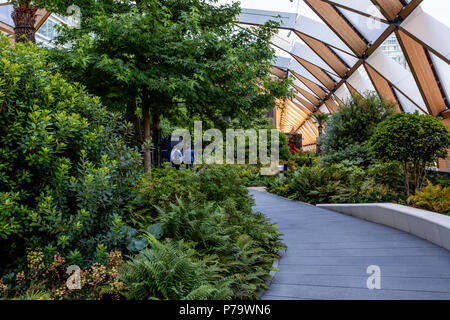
[237,164,279,187]
[269,165,350,204]
[1,249,125,300]
[125,168,200,229]
[366,161,405,192]
[318,92,395,165]
[120,234,233,300]
[268,163,401,205]
[370,112,450,196]
[127,164,253,228]
[320,143,371,167]
[124,165,285,299]
[427,172,450,188]
[156,199,283,299]
[290,152,318,168]
[408,183,450,215]
[0,37,142,272]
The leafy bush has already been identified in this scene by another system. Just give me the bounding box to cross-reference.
[270,165,350,204]
[318,92,395,166]
[1,249,124,300]
[120,234,233,300]
[408,183,450,215]
[124,165,285,299]
[320,143,371,167]
[128,165,253,228]
[0,37,142,272]
[370,112,450,196]
[125,168,199,229]
[427,172,450,188]
[290,152,318,168]
[268,163,401,205]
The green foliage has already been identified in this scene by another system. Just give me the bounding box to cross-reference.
[311,113,329,128]
[371,112,449,166]
[124,165,285,299]
[127,164,252,228]
[370,112,450,194]
[268,163,402,205]
[408,183,450,215]
[318,92,395,166]
[278,131,292,161]
[48,0,293,131]
[0,37,142,271]
[320,143,371,167]
[427,172,450,188]
[268,165,349,204]
[125,168,199,229]
[120,235,233,300]
[1,249,125,300]
[290,152,318,168]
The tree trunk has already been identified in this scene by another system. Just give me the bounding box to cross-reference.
[316,126,323,156]
[403,162,410,199]
[125,99,143,143]
[12,6,37,43]
[142,104,151,173]
[152,114,161,167]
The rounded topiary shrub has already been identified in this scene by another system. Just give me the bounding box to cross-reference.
[0,37,142,271]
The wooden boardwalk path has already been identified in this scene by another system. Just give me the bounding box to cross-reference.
[250,189,450,300]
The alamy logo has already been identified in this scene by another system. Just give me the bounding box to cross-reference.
[366,265,381,290]
[66,265,81,290]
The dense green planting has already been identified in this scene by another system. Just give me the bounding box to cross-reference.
[123,165,285,300]
[120,234,234,300]
[266,163,402,205]
[260,94,449,211]
[370,112,450,196]
[408,183,450,215]
[2,1,287,301]
[47,0,293,171]
[0,37,142,273]
[318,93,395,166]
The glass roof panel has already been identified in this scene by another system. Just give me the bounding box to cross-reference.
[0,4,13,27]
[421,0,450,28]
[330,0,384,20]
[337,6,388,43]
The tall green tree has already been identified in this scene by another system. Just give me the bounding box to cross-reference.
[370,112,450,197]
[47,0,292,172]
[318,92,395,166]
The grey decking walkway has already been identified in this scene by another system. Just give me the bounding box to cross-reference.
[249,189,450,300]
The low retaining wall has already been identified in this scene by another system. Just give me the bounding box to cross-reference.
[317,203,450,251]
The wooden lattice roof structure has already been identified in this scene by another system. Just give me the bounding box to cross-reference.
[237,0,449,169]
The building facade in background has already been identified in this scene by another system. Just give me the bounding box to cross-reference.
[381,33,409,71]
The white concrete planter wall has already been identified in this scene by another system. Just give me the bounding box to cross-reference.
[317,203,450,251]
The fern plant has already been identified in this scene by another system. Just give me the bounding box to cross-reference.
[119,234,233,300]
[408,182,450,215]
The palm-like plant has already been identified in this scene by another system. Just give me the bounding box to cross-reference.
[311,113,329,134]
[311,112,329,155]
[11,1,38,43]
